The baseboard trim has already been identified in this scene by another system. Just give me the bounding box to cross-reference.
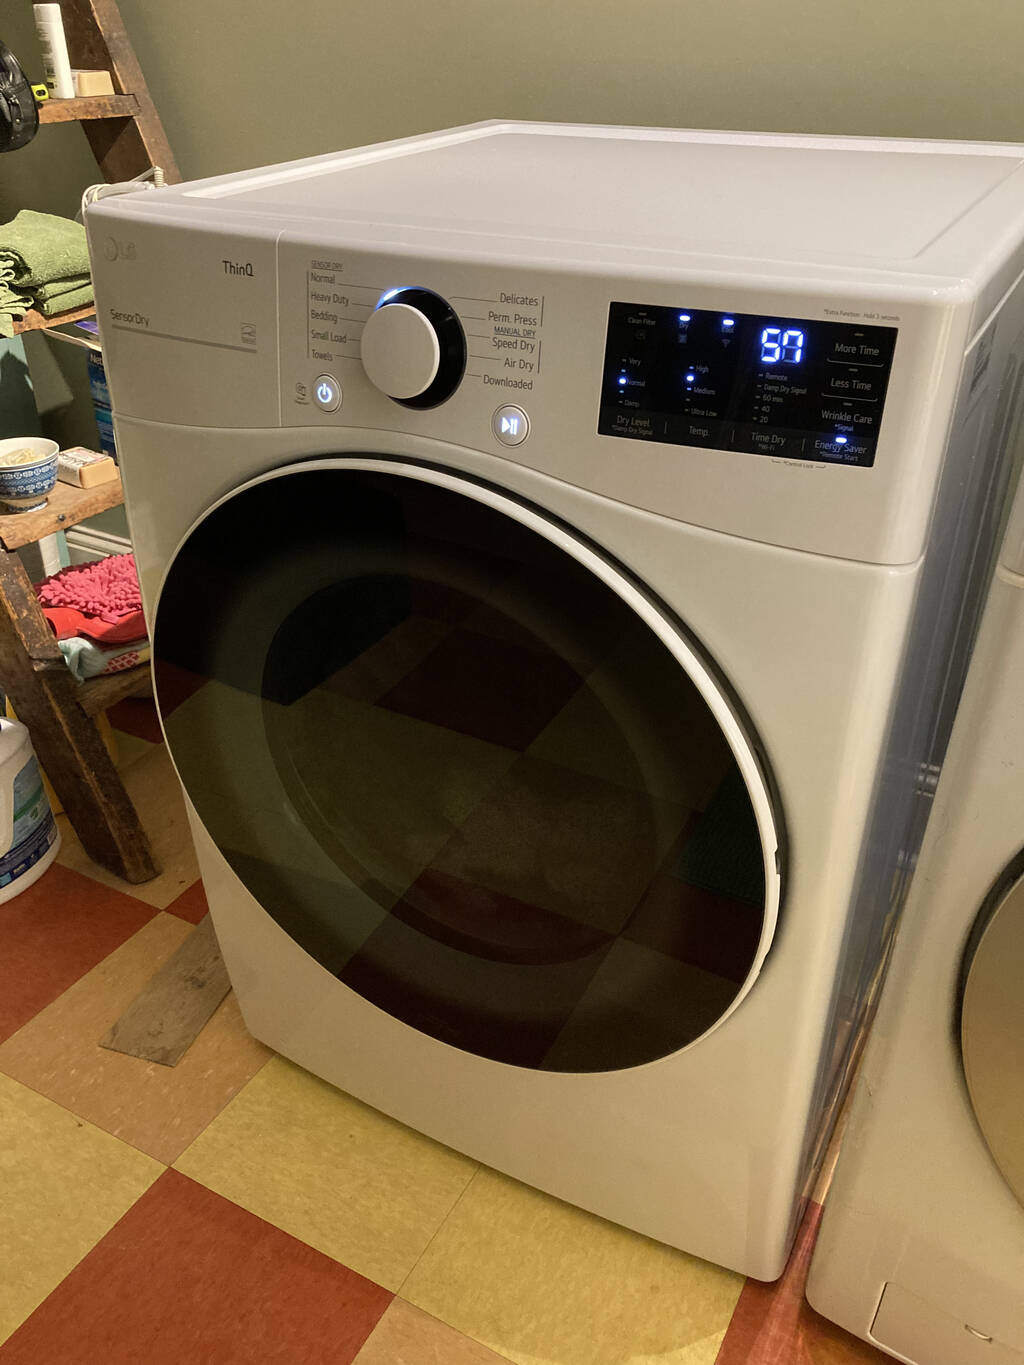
[65,527,133,564]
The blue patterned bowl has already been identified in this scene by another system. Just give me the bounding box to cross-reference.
[0,438,59,512]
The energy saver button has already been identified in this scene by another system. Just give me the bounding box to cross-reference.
[313,374,342,412]
[493,404,530,446]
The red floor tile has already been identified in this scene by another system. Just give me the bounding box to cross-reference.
[105,696,163,743]
[167,878,210,925]
[0,1170,392,1365]
[624,874,762,982]
[108,661,208,740]
[339,897,610,1069]
[395,867,612,964]
[714,1202,889,1364]
[0,864,154,1044]
[379,626,581,749]
[154,660,211,716]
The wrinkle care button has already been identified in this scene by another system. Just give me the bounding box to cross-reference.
[313,375,342,412]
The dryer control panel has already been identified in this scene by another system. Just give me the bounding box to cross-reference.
[599,303,897,466]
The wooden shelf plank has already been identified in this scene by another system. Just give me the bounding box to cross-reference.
[37,93,139,124]
[14,304,96,335]
[0,474,123,551]
[79,663,151,717]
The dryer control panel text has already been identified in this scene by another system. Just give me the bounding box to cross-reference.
[599,303,897,466]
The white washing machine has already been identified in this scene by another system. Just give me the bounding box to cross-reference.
[85,122,1024,1279]
[806,448,1024,1352]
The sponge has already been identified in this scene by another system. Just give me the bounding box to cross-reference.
[71,69,114,97]
[57,446,117,488]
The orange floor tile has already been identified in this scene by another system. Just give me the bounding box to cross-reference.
[0,708,889,1364]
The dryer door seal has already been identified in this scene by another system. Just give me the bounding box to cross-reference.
[153,458,783,1072]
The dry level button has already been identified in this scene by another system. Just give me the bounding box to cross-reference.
[493,405,530,446]
[314,375,342,412]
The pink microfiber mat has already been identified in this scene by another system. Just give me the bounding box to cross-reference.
[37,553,146,644]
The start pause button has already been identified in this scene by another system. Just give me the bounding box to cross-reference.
[492,404,530,446]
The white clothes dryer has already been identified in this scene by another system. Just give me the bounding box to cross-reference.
[86,122,1024,1279]
[806,431,1024,1354]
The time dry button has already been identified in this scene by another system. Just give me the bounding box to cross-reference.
[314,375,342,412]
[493,404,530,446]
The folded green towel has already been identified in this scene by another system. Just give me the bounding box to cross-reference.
[0,280,31,339]
[32,273,92,305]
[37,281,93,317]
[0,210,91,289]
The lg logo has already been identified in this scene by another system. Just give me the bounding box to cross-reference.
[103,237,137,262]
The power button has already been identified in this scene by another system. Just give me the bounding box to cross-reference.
[313,374,342,412]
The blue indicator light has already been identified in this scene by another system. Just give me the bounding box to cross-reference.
[678,313,691,323]
[375,286,407,308]
[618,375,628,386]
[316,380,334,404]
[782,328,805,363]
[722,317,735,328]
[685,372,696,383]
[835,435,848,445]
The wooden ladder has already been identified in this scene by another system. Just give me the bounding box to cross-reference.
[37,0,180,185]
[3,0,179,882]
[16,0,180,336]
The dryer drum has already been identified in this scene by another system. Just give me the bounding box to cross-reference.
[154,461,779,1072]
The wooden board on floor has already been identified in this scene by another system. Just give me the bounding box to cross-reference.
[100,915,230,1066]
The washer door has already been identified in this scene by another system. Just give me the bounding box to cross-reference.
[960,862,1024,1207]
[154,459,782,1072]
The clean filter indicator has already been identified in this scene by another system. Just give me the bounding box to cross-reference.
[598,304,897,466]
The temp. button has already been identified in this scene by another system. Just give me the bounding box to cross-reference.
[492,404,530,446]
[313,374,342,412]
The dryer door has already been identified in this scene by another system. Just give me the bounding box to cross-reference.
[153,459,782,1072]
[960,861,1024,1208]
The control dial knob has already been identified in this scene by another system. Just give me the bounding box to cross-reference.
[361,287,466,408]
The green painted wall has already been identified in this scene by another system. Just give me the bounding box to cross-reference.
[4,0,1024,465]
[115,0,1024,182]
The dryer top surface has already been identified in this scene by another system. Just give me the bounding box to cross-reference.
[162,122,1024,277]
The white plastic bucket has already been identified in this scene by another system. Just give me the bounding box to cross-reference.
[0,717,60,903]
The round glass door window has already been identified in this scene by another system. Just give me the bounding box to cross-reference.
[154,461,781,1071]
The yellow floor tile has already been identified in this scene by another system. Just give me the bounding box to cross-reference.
[57,742,199,909]
[354,1299,513,1365]
[527,627,734,811]
[433,754,686,934]
[163,681,516,905]
[175,1057,478,1291]
[401,1168,743,1365]
[0,914,270,1165]
[268,688,518,901]
[112,728,158,771]
[0,1072,160,1345]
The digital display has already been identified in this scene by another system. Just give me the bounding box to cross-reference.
[598,304,898,466]
[759,327,804,364]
